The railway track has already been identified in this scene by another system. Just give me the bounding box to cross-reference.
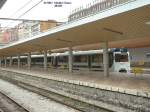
[0,91,29,112]
[0,70,113,112]
[0,69,150,112]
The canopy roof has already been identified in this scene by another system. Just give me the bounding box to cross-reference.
[0,0,150,57]
[0,0,6,9]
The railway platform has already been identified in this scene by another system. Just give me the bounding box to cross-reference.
[1,67,150,93]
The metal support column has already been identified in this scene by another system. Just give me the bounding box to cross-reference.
[43,50,47,70]
[0,59,1,67]
[68,47,73,72]
[27,53,31,70]
[88,55,91,70]
[18,55,20,68]
[103,42,109,77]
[9,56,12,67]
[4,58,7,67]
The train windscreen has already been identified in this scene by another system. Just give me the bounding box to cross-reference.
[115,53,128,62]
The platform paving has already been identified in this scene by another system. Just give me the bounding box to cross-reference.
[0,67,150,94]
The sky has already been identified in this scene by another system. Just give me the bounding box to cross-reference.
[0,0,94,27]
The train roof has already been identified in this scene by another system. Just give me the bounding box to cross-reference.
[51,50,104,56]
[11,49,112,59]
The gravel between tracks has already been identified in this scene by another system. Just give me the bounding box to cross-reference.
[0,79,80,112]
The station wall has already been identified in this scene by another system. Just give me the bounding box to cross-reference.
[129,47,150,67]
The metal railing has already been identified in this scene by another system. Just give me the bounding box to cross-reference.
[68,0,131,21]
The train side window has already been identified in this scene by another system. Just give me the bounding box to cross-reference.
[146,53,150,58]
[74,56,81,62]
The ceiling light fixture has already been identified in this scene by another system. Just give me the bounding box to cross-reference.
[103,28,123,35]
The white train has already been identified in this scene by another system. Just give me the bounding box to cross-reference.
[5,49,130,73]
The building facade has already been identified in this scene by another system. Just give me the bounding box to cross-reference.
[0,20,57,44]
[18,21,37,40]
[7,28,18,43]
[31,20,57,36]
[40,20,57,32]
[0,27,9,44]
